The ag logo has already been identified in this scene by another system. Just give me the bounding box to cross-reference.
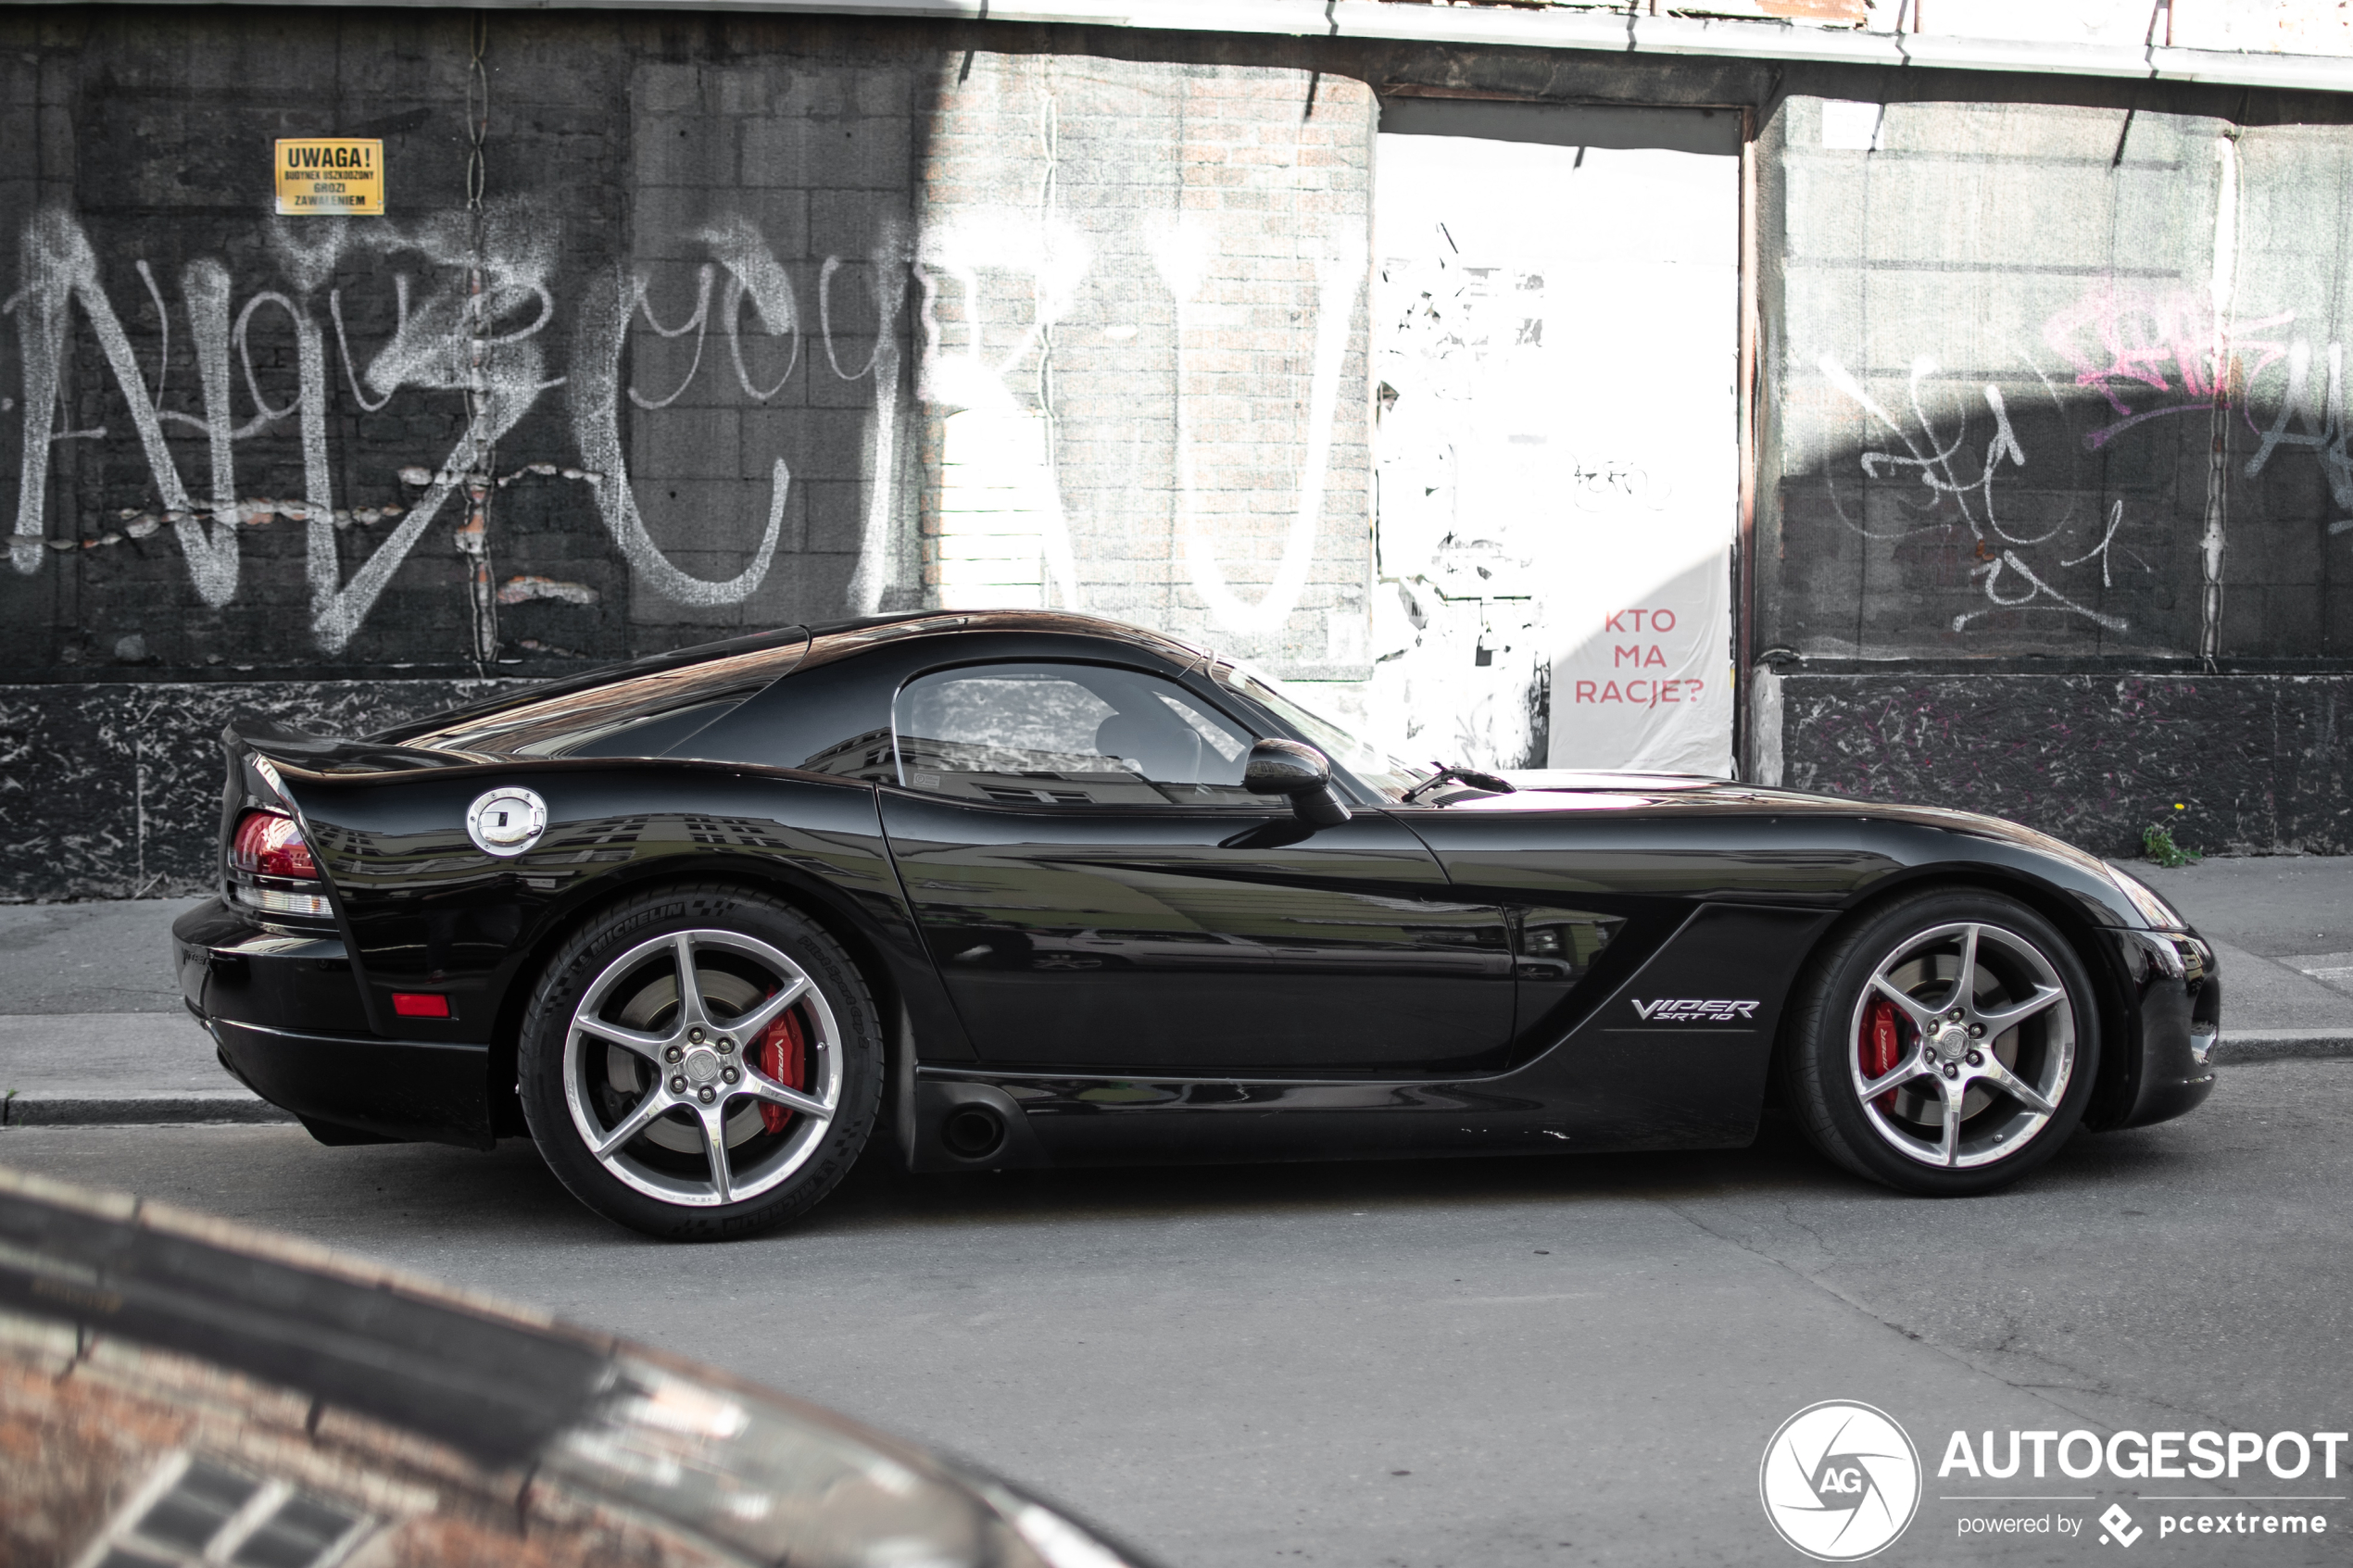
[1759,1400,1921,1561]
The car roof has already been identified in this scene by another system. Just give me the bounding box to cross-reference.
[377,610,1213,749]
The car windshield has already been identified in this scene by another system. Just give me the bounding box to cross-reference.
[1212,660,1434,800]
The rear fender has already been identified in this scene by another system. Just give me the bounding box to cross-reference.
[481,854,926,1138]
[268,758,972,1071]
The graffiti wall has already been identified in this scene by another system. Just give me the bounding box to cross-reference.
[13,9,2353,897]
[0,13,1379,897]
[1762,96,2353,852]
[909,54,1371,665]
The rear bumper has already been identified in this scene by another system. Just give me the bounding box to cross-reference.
[173,897,492,1149]
[208,1018,493,1149]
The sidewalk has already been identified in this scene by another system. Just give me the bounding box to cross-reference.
[5,861,2352,1126]
[0,897,283,1126]
[2132,854,2353,1060]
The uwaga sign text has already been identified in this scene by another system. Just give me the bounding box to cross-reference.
[274,139,383,217]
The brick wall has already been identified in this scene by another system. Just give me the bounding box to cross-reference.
[912,56,1374,674]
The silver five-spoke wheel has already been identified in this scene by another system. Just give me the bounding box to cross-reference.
[1785,889,2098,1196]
[561,927,843,1209]
[1848,921,2075,1169]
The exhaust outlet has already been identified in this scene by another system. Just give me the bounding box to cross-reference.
[908,1079,1041,1172]
[940,1103,1007,1160]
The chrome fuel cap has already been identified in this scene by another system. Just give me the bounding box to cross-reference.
[465,786,548,857]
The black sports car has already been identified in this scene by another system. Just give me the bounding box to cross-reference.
[172,610,2220,1239]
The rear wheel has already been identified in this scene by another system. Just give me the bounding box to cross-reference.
[1782,889,2099,1196]
[519,884,881,1239]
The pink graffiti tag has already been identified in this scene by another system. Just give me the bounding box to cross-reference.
[2041,282,2292,449]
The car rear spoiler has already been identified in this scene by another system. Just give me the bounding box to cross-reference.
[227,718,494,779]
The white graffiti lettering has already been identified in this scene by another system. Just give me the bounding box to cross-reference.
[1156,213,1365,636]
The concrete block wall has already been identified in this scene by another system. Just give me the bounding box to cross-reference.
[0,15,1386,895]
[0,14,1376,699]
[607,51,925,643]
[1762,96,2227,662]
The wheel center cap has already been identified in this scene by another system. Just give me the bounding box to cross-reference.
[1932,1023,1969,1061]
[683,1047,721,1085]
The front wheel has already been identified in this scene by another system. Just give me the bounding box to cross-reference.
[519,884,882,1239]
[1781,890,2100,1196]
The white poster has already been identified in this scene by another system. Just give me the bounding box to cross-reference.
[1372,116,1740,775]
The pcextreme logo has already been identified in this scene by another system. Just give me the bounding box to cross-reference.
[1761,1401,1924,1561]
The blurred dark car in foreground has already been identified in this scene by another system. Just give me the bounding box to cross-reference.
[0,1167,1149,1568]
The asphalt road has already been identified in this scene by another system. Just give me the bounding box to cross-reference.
[6,1059,2350,1566]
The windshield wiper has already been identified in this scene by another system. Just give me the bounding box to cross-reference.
[1400,762,1517,804]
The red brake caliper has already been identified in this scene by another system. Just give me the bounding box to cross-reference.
[757,1007,808,1134]
[1860,997,1902,1113]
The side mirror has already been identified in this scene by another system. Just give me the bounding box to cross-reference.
[1242,739,1353,829]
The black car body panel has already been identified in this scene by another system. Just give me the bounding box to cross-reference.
[880,789,1516,1075]
[920,901,1839,1170]
[173,609,2218,1170]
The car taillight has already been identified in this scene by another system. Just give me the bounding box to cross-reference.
[230,809,332,917]
[232,811,317,879]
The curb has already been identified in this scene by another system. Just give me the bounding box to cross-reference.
[2207,1030,2353,1064]
[3,1090,296,1127]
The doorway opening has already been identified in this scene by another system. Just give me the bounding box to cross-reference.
[1369,97,1743,775]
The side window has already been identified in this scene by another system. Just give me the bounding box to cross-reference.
[894,663,1260,806]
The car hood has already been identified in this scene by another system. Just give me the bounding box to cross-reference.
[1453,772,2171,927]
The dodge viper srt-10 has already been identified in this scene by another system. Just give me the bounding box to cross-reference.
[173,611,2218,1238]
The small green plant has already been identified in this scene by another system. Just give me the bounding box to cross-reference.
[2143,805,2201,869]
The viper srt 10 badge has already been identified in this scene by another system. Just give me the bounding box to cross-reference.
[1632,997,1761,1022]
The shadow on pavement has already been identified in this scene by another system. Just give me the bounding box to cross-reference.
[18,1105,2201,1248]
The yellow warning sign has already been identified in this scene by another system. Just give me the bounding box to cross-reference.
[274,139,383,217]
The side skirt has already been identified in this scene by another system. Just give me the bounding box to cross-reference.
[911,903,1835,1171]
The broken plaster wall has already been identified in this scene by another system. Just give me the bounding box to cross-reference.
[0,678,521,900]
